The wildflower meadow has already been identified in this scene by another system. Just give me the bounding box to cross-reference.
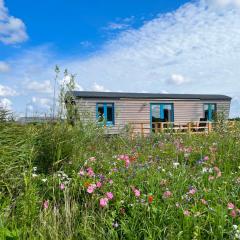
[1,121,240,239]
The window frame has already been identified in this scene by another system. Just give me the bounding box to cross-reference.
[96,102,115,126]
[203,103,217,121]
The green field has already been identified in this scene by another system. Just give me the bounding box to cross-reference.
[1,122,240,239]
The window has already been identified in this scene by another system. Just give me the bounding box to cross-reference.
[204,104,217,121]
[96,103,115,125]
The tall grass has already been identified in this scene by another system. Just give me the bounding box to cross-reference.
[1,121,240,239]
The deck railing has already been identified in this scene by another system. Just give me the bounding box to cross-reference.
[129,121,230,137]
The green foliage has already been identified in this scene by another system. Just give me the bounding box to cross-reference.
[1,122,240,239]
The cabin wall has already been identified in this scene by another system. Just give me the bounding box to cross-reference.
[75,98,231,134]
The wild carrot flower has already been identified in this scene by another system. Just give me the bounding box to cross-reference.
[106,192,114,200]
[43,200,49,209]
[163,191,172,199]
[228,203,235,209]
[100,198,108,208]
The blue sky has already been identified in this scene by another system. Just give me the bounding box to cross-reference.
[1,0,240,117]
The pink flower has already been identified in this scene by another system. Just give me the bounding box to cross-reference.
[188,188,197,195]
[96,181,102,188]
[228,202,235,209]
[214,167,222,178]
[79,169,85,176]
[183,210,190,216]
[43,200,49,209]
[60,183,65,190]
[201,199,208,205]
[230,210,237,218]
[163,191,172,199]
[86,167,95,177]
[134,189,141,197]
[89,157,96,162]
[87,184,96,194]
[100,198,108,208]
[109,179,113,185]
[106,192,114,200]
[204,156,209,161]
[208,176,215,181]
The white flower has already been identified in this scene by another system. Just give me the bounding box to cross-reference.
[41,178,47,182]
[233,225,238,230]
[173,162,180,168]
[32,173,38,178]
[33,167,37,172]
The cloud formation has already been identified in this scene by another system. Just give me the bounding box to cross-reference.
[0,61,10,72]
[2,0,240,117]
[0,84,17,97]
[0,0,28,44]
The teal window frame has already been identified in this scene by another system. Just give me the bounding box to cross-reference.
[96,103,115,126]
[150,103,174,130]
[204,103,217,121]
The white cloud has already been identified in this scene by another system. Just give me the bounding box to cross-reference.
[0,0,28,44]
[0,84,17,96]
[167,74,188,85]
[0,61,10,72]
[0,97,12,109]
[32,97,52,110]
[208,0,240,8]
[24,80,53,93]
[92,83,110,92]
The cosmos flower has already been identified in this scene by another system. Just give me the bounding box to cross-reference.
[106,192,114,200]
[100,198,108,208]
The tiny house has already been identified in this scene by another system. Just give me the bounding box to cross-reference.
[71,91,231,134]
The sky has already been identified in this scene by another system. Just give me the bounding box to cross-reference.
[0,0,240,117]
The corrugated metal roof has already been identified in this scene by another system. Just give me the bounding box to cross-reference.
[70,91,232,101]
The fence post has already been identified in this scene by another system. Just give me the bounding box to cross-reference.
[154,123,157,133]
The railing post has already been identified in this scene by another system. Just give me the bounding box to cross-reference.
[208,122,212,133]
[188,122,191,133]
[160,123,163,132]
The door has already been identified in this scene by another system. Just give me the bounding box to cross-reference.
[150,103,174,131]
[204,104,216,121]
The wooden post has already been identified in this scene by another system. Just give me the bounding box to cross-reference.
[154,123,157,133]
[141,123,144,137]
[160,122,163,132]
[188,122,191,133]
[208,122,212,133]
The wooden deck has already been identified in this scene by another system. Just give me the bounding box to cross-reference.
[129,121,233,137]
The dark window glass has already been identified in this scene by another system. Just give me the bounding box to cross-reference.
[97,104,104,122]
[107,104,113,122]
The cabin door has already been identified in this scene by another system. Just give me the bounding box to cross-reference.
[150,104,174,131]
